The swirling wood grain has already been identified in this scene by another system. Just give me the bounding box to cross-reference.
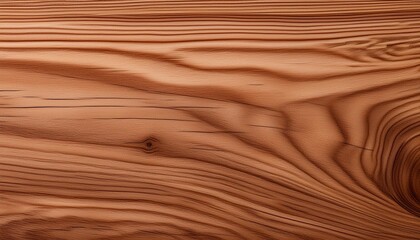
[0,0,419,239]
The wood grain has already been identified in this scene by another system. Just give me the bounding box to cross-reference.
[0,0,419,239]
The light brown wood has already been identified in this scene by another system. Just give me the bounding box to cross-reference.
[0,0,419,239]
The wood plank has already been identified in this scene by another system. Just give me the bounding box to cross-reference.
[0,0,419,239]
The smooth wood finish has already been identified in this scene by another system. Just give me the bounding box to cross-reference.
[0,1,419,239]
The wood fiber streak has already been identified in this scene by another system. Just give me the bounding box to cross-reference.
[0,0,419,239]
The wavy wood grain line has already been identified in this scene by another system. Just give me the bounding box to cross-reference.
[0,0,419,239]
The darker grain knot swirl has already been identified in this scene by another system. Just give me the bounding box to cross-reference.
[127,137,159,153]
[374,111,419,216]
[141,137,159,153]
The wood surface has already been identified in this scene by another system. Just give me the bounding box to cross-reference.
[0,0,419,239]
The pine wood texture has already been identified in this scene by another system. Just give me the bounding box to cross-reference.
[0,1,419,239]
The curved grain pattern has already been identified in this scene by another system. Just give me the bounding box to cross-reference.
[0,0,419,239]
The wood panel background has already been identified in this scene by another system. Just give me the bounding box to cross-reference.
[0,0,419,239]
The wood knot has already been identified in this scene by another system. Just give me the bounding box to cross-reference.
[141,137,159,153]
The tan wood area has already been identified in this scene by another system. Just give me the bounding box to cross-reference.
[0,1,419,239]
